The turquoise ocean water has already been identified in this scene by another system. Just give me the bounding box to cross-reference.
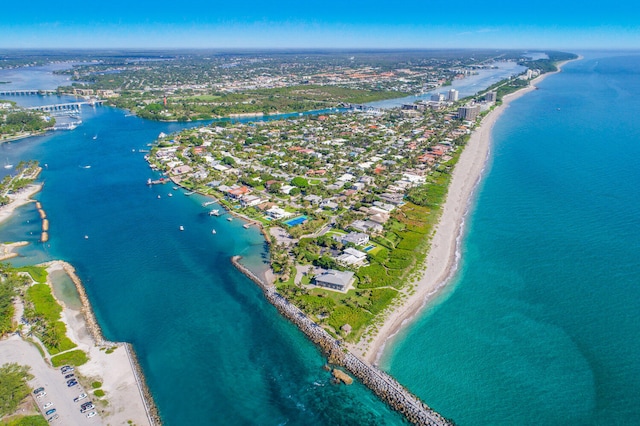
[384,52,640,425]
[3,52,639,425]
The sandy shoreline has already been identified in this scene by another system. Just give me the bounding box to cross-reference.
[358,59,578,364]
[0,183,42,225]
[43,260,157,425]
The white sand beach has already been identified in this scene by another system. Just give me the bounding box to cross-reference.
[0,183,42,225]
[356,61,576,364]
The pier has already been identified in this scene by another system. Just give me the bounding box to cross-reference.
[231,256,453,426]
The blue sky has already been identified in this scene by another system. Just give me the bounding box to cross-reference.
[2,0,639,49]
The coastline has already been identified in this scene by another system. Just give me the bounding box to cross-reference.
[41,260,160,425]
[0,183,42,224]
[360,59,578,365]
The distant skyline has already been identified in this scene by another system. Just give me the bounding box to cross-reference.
[2,0,639,50]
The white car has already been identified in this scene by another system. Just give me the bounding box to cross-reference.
[86,411,97,418]
[43,402,53,409]
[36,392,47,399]
[74,393,87,402]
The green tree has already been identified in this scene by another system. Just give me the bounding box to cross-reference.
[0,363,33,417]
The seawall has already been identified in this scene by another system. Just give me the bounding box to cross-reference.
[231,256,452,426]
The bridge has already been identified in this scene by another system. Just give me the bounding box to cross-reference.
[26,100,104,113]
[0,89,58,96]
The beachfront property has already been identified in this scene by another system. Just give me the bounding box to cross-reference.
[313,269,355,292]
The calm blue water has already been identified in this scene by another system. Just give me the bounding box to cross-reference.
[385,52,640,425]
[1,98,405,423]
[367,61,525,108]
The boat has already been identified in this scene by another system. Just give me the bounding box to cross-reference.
[82,165,91,169]
[168,193,173,197]
[84,235,89,239]
[227,217,233,222]
[157,195,161,199]
[202,201,216,207]
[243,224,251,229]
[211,229,217,234]
[4,159,12,169]
[179,225,184,231]
[173,186,178,190]
[209,209,220,216]
[92,135,97,140]
[184,191,195,196]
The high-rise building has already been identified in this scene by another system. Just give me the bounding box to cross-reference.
[448,89,459,102]
[457,105,480,121]
[485,91,497,102]
[430,93,445,102]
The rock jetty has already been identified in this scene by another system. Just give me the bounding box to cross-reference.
[231,256,453,426]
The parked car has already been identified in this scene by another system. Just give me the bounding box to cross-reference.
[33,387,45,395]
[64,373,75,379]
[81,404,95,413]
[36,391,47,398]
[45,408,56,416]
[86,411,97,418]
[81,401,93,409]
[67,380,78,387]
[74,393,88,402]
[47,414,59,422]
[60,366,74,373]
[43,402,53,409]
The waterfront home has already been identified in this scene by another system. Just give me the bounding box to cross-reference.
[314,269,355,292]
[337,248,369,268]
[336,232,370,247]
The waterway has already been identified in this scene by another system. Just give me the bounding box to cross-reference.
[0,58,529,425]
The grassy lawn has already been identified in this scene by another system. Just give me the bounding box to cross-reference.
[51,349,88,367]
[15,266,48,284]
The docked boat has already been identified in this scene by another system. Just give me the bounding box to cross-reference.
[209,209,220,216]
[202,201,216,207]
[184,191,195,196]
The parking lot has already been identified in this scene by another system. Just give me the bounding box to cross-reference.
[0,336,102,424]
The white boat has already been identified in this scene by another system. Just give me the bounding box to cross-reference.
[168,193,173,197]
[209,209,219,216]
[157,195,161,199]
[179,225,184,231]
[211,229,217,234]
[202,201,216,206]
[92,135,98,140]
[227,217,233,222]
[84,235,89,239]
[184,191,195,196]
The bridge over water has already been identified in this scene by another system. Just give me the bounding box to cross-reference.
[0,89,58,96]
[26,100,104,113]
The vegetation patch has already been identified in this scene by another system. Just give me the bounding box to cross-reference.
[0,363,33,417]
[51,350,88,367]
[15,266,48,284]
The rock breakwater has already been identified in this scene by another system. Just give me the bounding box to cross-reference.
[231,256,453,426]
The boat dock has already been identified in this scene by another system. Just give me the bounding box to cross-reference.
[146,178,168,185]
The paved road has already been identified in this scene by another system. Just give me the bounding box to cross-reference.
[0,335,102,425]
